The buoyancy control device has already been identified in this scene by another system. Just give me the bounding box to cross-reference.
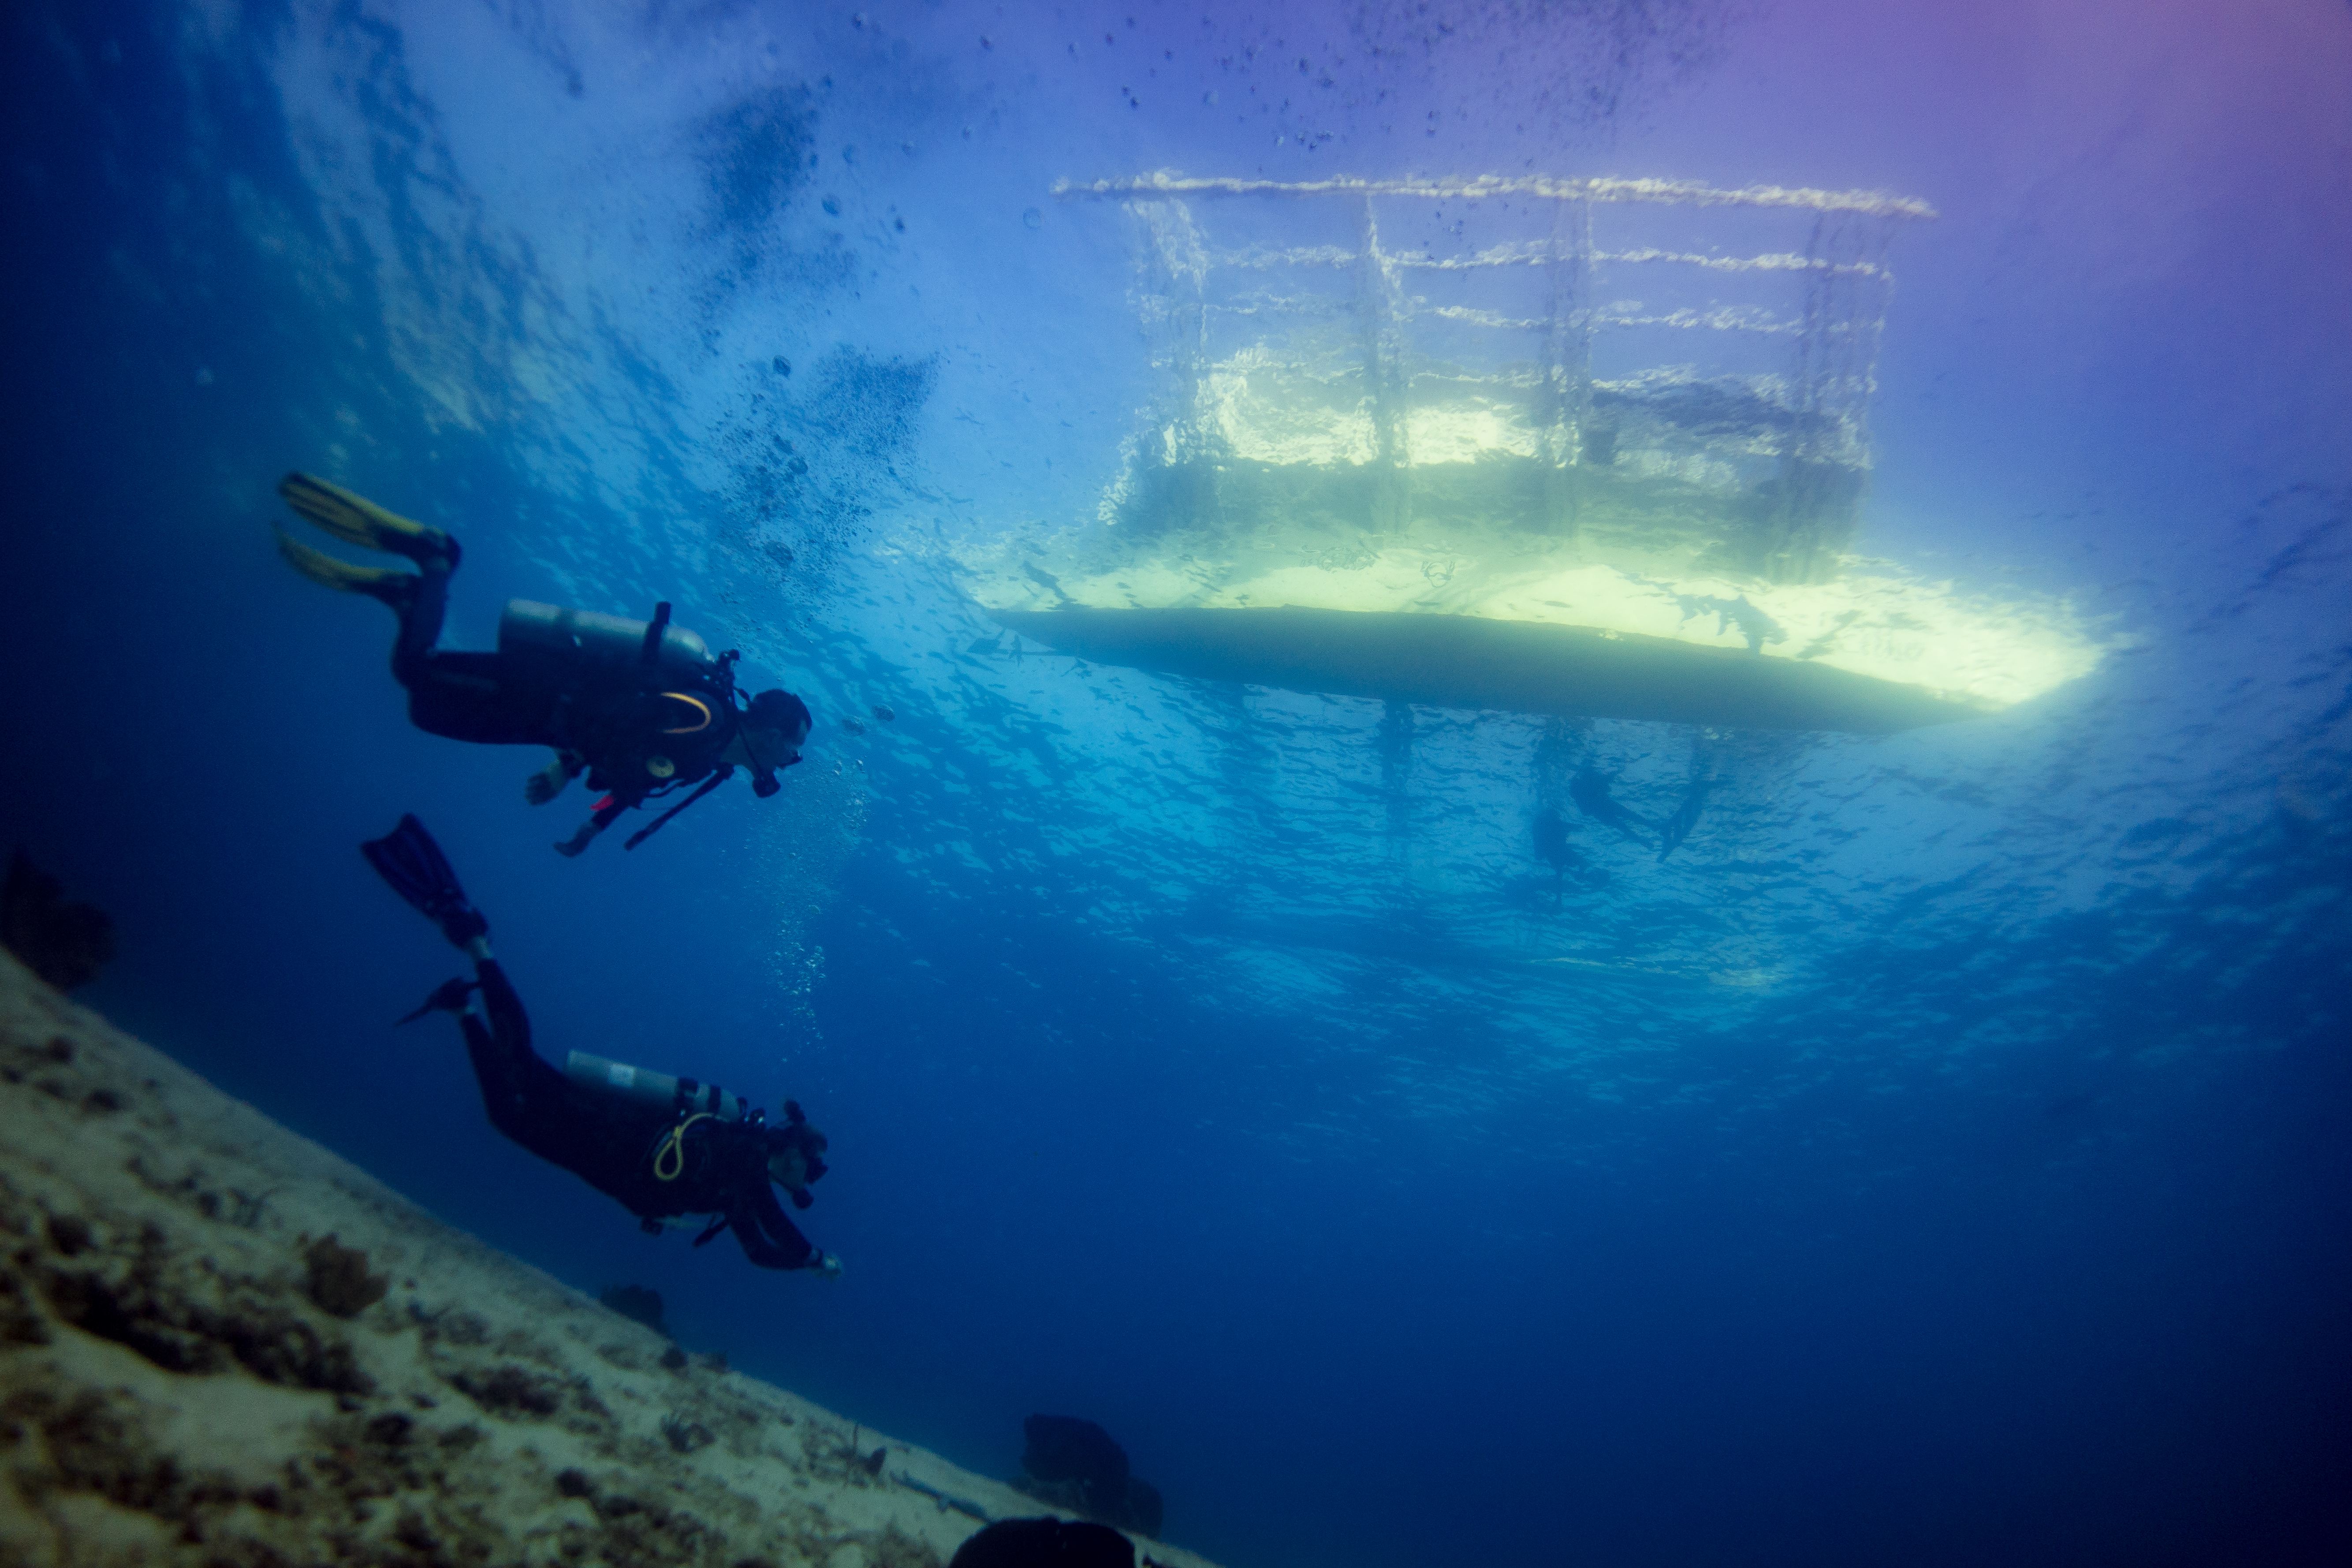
[498,599,784,853]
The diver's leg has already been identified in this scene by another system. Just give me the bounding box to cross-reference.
[473,958,561,1092]
[390,558,453,686]
[456,1012,537,1143]
[458,957,576,1156]
[526,750,585,806]
[399,650,556,749]
[456,968,617,1192]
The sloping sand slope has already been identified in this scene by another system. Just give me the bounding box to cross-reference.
[0,953,1218,1568]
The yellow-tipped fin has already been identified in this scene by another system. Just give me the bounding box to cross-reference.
[275,529,417,611]
[277,472,451,562]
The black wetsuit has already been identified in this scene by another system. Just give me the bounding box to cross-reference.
[457,958,818,1270]
[392,561,741,819]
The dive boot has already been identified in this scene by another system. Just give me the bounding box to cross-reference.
[274,529,417,612]
[278,472,457,568]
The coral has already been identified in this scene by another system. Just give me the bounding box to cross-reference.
[302,1234,388,1318]
[598,1281,667,1334]
[39,1241,373,1394]
[1,849,115,991]
[1017,1415,1164,1537]
[1019,1415,1128,1516]
[662,1412,716,1454]
[450,1363,562,1419]
[1123,1478,1165,1540]
[0,1268,52,1346]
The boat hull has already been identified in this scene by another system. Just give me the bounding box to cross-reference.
[992,605,1990,734]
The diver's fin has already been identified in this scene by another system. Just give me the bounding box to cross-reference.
[395,976,480,1026]
[277,472,457,567]
[275,529,417,611]
[362,814,488,948]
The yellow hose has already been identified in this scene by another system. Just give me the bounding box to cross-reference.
[653,1113,716,1181]
[658,693,715,734]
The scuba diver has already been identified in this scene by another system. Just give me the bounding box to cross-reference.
[364,812,841,1277]
[275,472,812,857]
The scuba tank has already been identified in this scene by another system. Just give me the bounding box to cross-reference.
[499,600,718,689]
[565,1051,754,1125]
[503,599,744,799]
[500,597,778,853]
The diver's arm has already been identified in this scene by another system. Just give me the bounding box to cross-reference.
[553,794,628,858]
[727,1182,833,1273]
[526,749,584,806]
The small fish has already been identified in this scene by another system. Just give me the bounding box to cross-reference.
[839,718,868,736]
[1570,767,1651,845]
[871,704,895,722]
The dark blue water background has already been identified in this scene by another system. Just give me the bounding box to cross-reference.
[4,4,2348,1565]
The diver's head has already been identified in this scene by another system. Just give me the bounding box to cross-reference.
[732,689,813,795]
[764,1106,829,1207]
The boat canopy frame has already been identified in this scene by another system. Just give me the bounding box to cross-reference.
[1057,171,1937,585]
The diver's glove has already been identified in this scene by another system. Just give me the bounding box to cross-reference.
[526,750,584,806]
[553,819,604,858]
[809,1251,843,1281]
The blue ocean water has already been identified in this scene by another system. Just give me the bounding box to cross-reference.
[3,3,2348,1565]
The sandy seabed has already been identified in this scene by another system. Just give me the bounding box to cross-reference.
[0,952,1219,1568]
